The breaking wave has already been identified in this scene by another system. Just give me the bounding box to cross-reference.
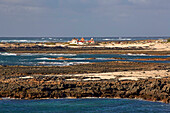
[0,52,77,57]
[103,38,131,41]
[0,52,17,56]
[35,58,56,60]
[0,40,48,43]
[37,61,90,66]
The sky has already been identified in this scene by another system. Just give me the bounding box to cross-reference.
[0,0,170,37]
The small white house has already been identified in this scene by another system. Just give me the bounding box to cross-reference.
[78,41,84,45]
[69,37,95,45]
[70,38,78,45]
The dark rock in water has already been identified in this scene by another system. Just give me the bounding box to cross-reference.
[0,47,6,52]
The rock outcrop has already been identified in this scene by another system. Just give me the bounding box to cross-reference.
[135,57,170,61]
[0,76,169,103]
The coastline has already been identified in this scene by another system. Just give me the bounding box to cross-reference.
[5,50,170,56]
[0,39,170,55]
[0,61,170,103]
[0,39,170,104]
[0,77,170,103]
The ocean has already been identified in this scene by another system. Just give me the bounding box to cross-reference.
[0,53,169,66]
[0,99,170,113]
[0,37,169,43]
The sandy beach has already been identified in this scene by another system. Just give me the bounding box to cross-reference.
[54,70,170,81]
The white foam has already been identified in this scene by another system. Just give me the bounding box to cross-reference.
[1,40,27,42]
[103,39,113,41]
[72,58,86,60]
[0,40,48,43]
[18,53,77,56]
[96,58,112,60]
[48,53,77,56]
[118,38,131,41]
[35,58,56,60]
[127,53,149,56]
[1,52,77,57]
[121,53,149,56]
[38,62,63,65]
[0,52,17,56]
[102,38,131,41]
[37,61,90,66]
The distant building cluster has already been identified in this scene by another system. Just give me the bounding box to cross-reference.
[69,37,95,45]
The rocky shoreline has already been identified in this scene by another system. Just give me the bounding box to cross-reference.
[0,77,169,103]
[0,40,170,103]
[1,61,169,76]
[0,61,170,103]
[1,46,170,55]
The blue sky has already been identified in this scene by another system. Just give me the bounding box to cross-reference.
[0,0,170,37]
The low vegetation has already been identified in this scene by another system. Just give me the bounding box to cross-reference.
[167,38,170,42]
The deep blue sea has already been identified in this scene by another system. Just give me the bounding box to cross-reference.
[0,37,169,43]
[0,99,170,113]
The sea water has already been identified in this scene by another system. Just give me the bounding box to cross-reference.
[0,99,170,113]
[0,37,169,43]
[0,53,169,66]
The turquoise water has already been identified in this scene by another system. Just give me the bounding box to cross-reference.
[0,99,170,113]
[0,53,169,66]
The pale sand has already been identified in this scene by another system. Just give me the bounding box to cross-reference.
[67,43,170,51]
[150,43,170,51]
[36,70,170,81]
[1,39,169,51]
[68,70,169,81]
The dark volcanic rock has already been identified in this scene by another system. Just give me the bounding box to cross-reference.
[0,77,170,103]
[0,47,6,52]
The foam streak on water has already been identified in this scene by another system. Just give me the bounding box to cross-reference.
[0,52,17,56]
[0,52,77,56]
[0,52,170,66]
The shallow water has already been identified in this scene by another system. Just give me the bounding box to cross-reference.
[0,99,170,113]
[0,53,169,66]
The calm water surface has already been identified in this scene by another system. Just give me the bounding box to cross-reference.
[0,99,170,113]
